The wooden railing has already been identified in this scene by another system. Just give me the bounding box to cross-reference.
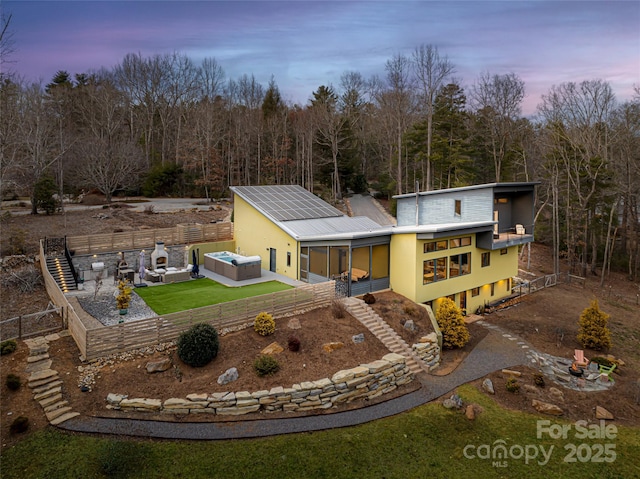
[66,222,233,255]
[83,281,335,361]
[39,240,88,356]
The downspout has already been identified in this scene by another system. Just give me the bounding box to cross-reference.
[415,181,420,226]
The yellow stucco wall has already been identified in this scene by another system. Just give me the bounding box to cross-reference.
[233,195,298,279]
[389,233,419,301]
[390,232,519,314]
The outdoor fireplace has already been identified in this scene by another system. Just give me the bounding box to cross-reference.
[151,242,169,270]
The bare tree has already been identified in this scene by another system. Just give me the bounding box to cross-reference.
[373,54,415,194]
[412,44,455,190]
[74,76,143,201]
[311,85,349,201]
[0,12,16,80]
[470,72,525,182]
[538,79,616,275]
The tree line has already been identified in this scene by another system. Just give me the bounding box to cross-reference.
[0,45,638,280]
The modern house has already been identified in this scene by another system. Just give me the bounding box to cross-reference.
[231,185,392,296]
[231,182,537,314]
[391,182,537,314]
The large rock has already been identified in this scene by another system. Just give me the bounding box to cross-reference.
[287,318,301,330]
[403,319,417,332]
[261,342,284,355]
[323,342,344,353]
[482,378,495,394]
[595,406,614,420]
[146,358,171,373]
[217,367,239,385]
[352,333,365,344]
[532,399,564,416]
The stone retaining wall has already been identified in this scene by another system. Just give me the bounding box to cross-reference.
[106,353,414,416]
[412,333,441,371]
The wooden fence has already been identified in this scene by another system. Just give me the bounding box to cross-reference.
[66,222,233,255]
[83,282,334,361]
[0,305,63,341]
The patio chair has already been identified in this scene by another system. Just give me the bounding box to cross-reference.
[599,363,616,381]
[574,349,589,368]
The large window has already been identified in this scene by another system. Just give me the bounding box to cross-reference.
[450,236,471,248]
[481,252,491,267]
[424,257,447,284]
[371,244,389,279]
[424,240,448,253]
[450,253,471,277]
[309,246,328,277]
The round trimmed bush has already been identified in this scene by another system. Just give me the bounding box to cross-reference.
[287,336,301,352]
[254,312,275,336]
[6,373,21,391]
[1,339,17,356]
[10,416,29,434]
[177,323,219,367]
[254,355,280,377]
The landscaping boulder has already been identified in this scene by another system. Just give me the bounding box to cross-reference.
[532,399,564,416]
[261,342,284,355]
[352,333,365,344]
[146,358,171,373]
[482,378,495,395]
[217,367,239,386]
[323,342,344,353]
[595,406,614,420]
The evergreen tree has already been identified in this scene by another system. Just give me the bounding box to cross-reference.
[435,297,470,349]
[577,299,612,350]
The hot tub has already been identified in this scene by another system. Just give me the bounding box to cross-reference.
[204,251,262,281]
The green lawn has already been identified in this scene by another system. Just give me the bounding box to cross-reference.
[134,278,293,314]
[3,385,639,479]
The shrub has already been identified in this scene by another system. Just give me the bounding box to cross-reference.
[590,356,615,368]
[577,299,612,350]
[363,293,376,304]
[533,373,545,388]
[287,336,301,352]
[435,298,470,349]
[331,299,346,318]
[254,355,280,377]
[254,312,275,336]
[9,416,29,434]
[177,323,219,367]
[115,280,132,310]
[6,373,21,390]
[506,378,520,393]
[97,439,147,478]
[1,339,17,355]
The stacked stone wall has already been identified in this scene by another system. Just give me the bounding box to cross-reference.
[412,332,441,371]
[106,353,414,416]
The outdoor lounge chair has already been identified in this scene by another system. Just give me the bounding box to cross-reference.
[574,349,589,367]
[599,363,616,381]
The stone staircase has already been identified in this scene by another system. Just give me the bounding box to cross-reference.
[342,297,429,375]
[46,255,77,292]
[25,333,79,426]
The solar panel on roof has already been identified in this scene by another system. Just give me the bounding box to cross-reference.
[233,185,343,221]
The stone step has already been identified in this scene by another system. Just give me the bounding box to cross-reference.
[39,393,63,408]
[34,386,62,401]
[28,369,58,383]
[26,359,53,373]
[33,380,63,394]
[46,406,73,421]
[50,411,80,426]
[29,374,60,389]
[27,353,50,363]
[43,400,69,413]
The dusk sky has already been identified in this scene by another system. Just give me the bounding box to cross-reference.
[3,1,639,115]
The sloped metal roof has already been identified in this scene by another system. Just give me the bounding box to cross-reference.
[231,185,390,241]
[281,216,391,240]
[231,185,343,222]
